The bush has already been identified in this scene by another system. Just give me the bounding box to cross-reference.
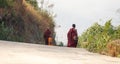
[0,22,11,40]
[58,42,64,46]
[0,21,24,42]
[78,20,120,55]
[107,39,120,57]
[0,0,14,8]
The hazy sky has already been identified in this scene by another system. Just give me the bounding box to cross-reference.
[37,0,120,45]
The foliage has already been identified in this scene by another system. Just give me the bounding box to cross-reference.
[0,0,14,8]
[78,20,120,54]
[26,0,39,9]
[58,42,64,46]
[0,21,24,42]
[0,22,11,40]
[0,0,55,44]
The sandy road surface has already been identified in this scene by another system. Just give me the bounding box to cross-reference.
[0,40,120,64]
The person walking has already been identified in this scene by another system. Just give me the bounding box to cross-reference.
[43,28,51,45]
[67,24,78,47]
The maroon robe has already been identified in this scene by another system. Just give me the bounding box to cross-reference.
[67,28,78,47]
[44,29,51,45]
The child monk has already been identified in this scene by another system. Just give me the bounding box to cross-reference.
[48,35,53,45]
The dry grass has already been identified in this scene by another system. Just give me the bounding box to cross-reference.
[0,0,54,44]
[107,39,120,57]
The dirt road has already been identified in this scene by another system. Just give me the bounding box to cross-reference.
[0,40,120,64]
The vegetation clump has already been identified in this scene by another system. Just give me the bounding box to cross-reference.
[78,20,120,57]
[107,39,120,57]
[0,0,55,44]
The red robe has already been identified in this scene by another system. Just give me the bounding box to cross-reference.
[67,28,78,47]
[44,29,51,45]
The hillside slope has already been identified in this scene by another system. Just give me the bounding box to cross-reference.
[0,0,55,44]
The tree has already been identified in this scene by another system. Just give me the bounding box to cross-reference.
[26,0,39,9]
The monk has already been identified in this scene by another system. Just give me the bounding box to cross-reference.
[67,24,78,47]
[44,28,51,45]
[48,35,53,45]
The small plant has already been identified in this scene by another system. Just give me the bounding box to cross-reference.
[58,42,64,46]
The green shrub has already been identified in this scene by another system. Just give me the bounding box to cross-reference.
[0,21,24,42]
[58,42,64,46]
[0,22,12,40]
[0,0,14,8]
[78,20,120,54]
